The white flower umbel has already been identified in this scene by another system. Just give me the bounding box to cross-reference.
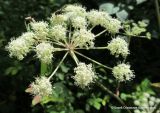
[30,76,52,97]
[107,37,129,58]
[50,14,68,26]
[49,25,66,41]
[35,42,54,64]
[63,5,87,17]
[112,63,135,82]
[73,62,96,88]
[72,29,95,48]
[133,92,160,113]
[71,16,87,29]
[87,10,111,27]
[102,18,121,34]
[30,21,49,40]
[6,37,31,60]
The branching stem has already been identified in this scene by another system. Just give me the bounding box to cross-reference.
[96,82,132,113]
[70,51,79,65]
[118,33,148,39]
[95,30,107,38]
[48,52,68,80]
[74,51,112,70]
[75,47,108,50]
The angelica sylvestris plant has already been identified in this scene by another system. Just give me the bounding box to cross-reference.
[6,4,149,112]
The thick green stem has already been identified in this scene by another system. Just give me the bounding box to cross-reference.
[74,51,112,70]
[48,52,68,80]
[40,62,48,75]
[70,51,79,65]
[96,82,132,113]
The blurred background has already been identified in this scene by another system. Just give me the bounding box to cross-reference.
[0,0,160,113]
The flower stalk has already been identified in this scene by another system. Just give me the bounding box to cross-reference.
[96,82,132,113]
[48,52,68,80]
[74,51,112,70]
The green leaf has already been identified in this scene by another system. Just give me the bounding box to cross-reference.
[151,82,160,88]
[93,102,101,110]
[111,108,121,113]
[75,109,85,113]
[151,82,160,93]
[99,3,119,14]
[136,0,147,4]
[102,96,110,106]
[146,32,151,39]
[120,93,127,100]
[137,78,155,94]
[128,5,134,10]
[56,72,65,80]
[116,10,128,21]
[88,98,103,110]
[60,63,69,73]
[5,66,22,76]
[120,93,132,100]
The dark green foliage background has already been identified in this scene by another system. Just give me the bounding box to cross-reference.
[0,0,160,113]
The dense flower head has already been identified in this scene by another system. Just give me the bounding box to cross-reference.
[107,36,129,58]
[49,25,66,41]
[21,32,36,45]
[35,42,54,64]
[87,10,111,26]
[72,29,95,48]
[30,76,52,97]
[50,14,68,26]
[87,10,107,26]
[102,18,121,34]
[133,92,160,113]
[112,63,135,82]
[71,16,87,29]
[7,4,124,61]
[63,4,87,17]
[87,10,121,33]
[6,37,32,60]
[73,62,96,88]
[30,21,49,40]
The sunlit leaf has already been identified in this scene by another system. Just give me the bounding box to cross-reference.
[116,10,128,21]
[99,3,119,14]
[136,0,147,4]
